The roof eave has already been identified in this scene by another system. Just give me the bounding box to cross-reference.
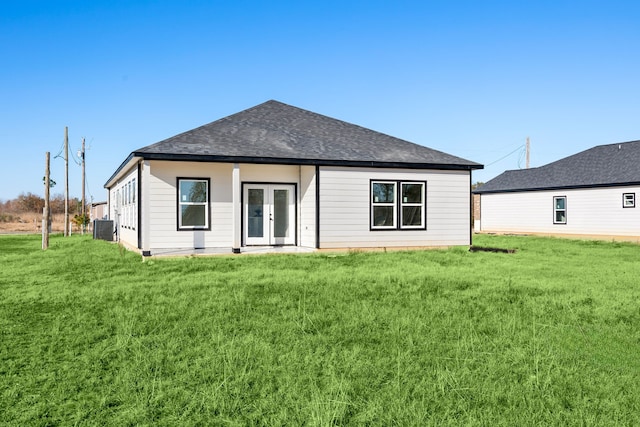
[132,151,483,171]
[474,181,640,194]
[104,153,139,188]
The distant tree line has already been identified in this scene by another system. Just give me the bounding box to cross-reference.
[0,192,82,215]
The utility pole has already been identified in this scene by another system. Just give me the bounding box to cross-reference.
[526,137,530,169]
[64,127,69,236]
[43,152,50,250]
[81,137,86,234]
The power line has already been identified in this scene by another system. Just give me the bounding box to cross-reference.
[53,136,65,159]
[485,144,525,167]
[85,174,94,202]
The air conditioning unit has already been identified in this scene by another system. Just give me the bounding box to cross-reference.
[93,220,114,241]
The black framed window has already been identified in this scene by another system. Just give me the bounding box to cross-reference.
[371,181,397,229]
[623,193,635,208]
[553,196,566,224]
[177,178,210,230]
[371,180,426,230]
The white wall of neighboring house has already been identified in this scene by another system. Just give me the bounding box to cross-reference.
[479,186,640,237]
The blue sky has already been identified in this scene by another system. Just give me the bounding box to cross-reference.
[2,0,639,201]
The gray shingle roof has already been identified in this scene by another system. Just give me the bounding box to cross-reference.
[475,140,640,194]
[132,100,482,169]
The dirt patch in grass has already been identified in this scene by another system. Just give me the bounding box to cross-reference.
[469,245,517,254]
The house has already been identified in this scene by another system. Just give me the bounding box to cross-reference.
[104,100,482,255]
[474,140,640,240]
[90,201,108,222]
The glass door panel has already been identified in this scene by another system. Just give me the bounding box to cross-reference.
[273,189,289,238]
[247,189,264,238]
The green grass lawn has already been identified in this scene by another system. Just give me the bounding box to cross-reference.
[1,234,639,426]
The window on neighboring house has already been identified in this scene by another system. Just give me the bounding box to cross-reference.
[178,178,210,230]
[554,196,566,224]
[371,180,426,230]
[623,193,635,208]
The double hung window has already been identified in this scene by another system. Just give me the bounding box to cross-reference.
[371,181,426,230]
[553,196,567,224]
[371,182,397,228]
[178,178,210,230]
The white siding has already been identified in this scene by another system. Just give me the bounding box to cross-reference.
[480,186,640,237]
[318,167,471,248]
[147,161,233,250]
[128,161,472,252]
[239,164,300,183]
[145,162,307,251]
[108,164,138,249]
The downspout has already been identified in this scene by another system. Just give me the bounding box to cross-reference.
[469,171,473,246]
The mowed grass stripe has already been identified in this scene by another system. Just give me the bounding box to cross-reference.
[1,233,639,425]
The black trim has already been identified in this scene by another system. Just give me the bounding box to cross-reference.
[176,177,212,231]
[469,172,473,246]
[241,182,298,246]
[104,153,136,187]
[137,163,142,249]
[142,250,151,257]
[315,165,320,249]
[107,153,480,190]
[623,192,636,208]
[110,152,481,176]
[553,196,567,225]
[369,180,427,231]
[474,180,640,195]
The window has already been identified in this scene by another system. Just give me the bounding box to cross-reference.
[623,193,635,208]
[401,182,425,228]
[178,178,210,230]
[371,180,426,230]
[553,196,566,224]
[371,181,397,228]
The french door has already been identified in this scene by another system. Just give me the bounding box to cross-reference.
[243,184,296,245]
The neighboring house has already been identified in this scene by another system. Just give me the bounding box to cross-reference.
[104,100,482,255]
[90,201,108,222]
[474,140,640,239]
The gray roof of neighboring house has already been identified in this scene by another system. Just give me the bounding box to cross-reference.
[474,139,640,194]
[106,100,481,186]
